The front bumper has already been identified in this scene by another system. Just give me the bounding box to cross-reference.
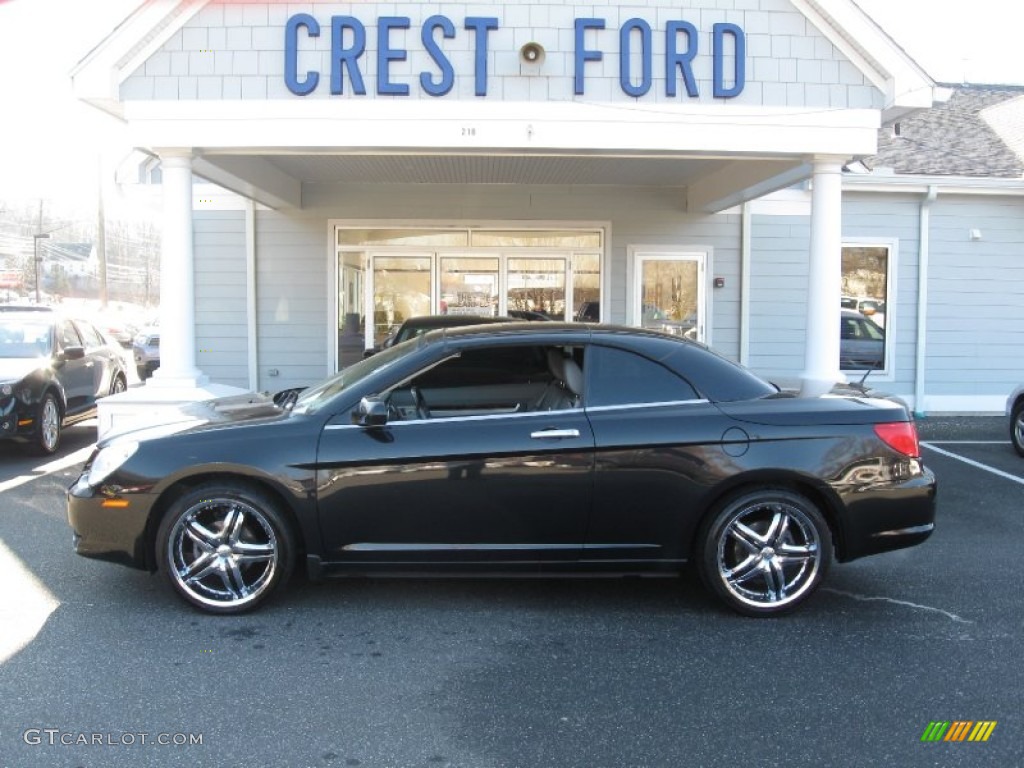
[67,475,157,570]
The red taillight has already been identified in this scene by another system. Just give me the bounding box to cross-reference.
[874,421,920,458]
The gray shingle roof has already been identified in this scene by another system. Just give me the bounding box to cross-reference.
[867,85,1024,178]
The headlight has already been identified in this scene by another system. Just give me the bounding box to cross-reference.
[0,383,11,397]
[86,441,139,487]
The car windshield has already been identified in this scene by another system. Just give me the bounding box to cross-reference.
[292,340,414,414]
[0,319,52,358]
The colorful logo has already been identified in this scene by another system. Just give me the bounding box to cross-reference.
[921,721,997,742]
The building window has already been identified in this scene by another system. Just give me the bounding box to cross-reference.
[335,226,604,367]
[841,244,891,373]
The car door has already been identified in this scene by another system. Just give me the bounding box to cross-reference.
[53,318,93,415]
[583,343,730,566]
[315,342,595,567]
[73,319,118,398]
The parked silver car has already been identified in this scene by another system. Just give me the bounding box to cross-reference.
[840,309,884,370]
[133,324,160,379]
[1007,385,1024,456]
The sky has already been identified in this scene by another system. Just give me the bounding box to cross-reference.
[0,0,1022,210]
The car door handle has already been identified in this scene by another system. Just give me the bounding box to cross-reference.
[530,429,580,440]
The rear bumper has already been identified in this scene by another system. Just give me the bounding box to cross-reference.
[838,464,937,561]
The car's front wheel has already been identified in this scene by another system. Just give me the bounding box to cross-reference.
[697,488,831,617]
[156,482,295,614]
[34,392,61,455]
[1011,400,1024,457]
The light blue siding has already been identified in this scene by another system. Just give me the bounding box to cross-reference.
[194,211,249,388]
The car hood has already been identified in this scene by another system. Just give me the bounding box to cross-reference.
[99,393,290,447]
[0,357,47,382]
[718,393,911,427]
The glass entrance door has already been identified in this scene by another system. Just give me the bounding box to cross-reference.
[506,257,568,320]
[369,255,433,347]
[440,256,499,317]
[633,252,705,340]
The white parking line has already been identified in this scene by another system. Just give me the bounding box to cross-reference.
[923,440,1010,445]
[921,442,1024,486]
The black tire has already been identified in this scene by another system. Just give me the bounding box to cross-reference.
[1011,400,1024,457]
[696,488,831,617]
[156,481,295,614]
[33,392,61,455]
[110,373,127,396]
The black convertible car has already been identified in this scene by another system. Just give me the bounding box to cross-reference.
[68,323,936,616]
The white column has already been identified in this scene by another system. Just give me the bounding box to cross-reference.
[800,157,845,396]
[151,151,207,387]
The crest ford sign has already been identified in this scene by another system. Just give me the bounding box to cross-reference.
[284,14,746,99]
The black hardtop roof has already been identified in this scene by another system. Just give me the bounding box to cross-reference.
[433,321,701,349]
[401,314,511,329]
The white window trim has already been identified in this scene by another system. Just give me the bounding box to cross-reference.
[626,244,712,347]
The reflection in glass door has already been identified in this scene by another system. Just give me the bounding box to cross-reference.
[633,253,704,340]
[440,257,499,317]
[370,255,433,346]
[506,257,567,320]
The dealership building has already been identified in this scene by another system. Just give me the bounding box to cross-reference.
[72,0,1024,432]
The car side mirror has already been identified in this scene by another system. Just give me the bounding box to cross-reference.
[352,396,388,427]
[62,345,86,361]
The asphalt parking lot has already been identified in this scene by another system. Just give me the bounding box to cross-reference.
[0,416,1020,768]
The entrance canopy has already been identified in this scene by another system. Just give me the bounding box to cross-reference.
[73,0,933,212]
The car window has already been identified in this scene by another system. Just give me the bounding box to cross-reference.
[0,318,52,357]
[842,315,884,341]
[390,344,582,419]
[74,320,105,347]
[293,341,413,415]
[58,319,82,349]
[587,345,699,407]
[413,345,550,389]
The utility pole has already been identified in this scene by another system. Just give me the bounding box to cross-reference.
[97,156,108,307]
[34,200,45,303]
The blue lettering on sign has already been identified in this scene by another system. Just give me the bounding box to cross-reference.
[712,23,745,98]
[464,17,499,96]
[331,16,366,95]
[283,14,746,99]
[665,20,698,98]
[619,18,652,98]
[284,13,319,96]
[574,18,605,96]
[378,17,411,95]
[421,15,456,96]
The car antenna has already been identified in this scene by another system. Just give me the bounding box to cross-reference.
[855,362,877,394]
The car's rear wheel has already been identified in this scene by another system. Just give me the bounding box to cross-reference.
[156,482,294,614]
[34,392,61,455]
[697,488,831,617]
[1011,400,1024,457]
[110,373,127,396]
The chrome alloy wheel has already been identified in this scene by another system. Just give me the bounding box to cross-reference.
[714,495,824,612]
[39,395,60,453]
[167,497,280,610]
